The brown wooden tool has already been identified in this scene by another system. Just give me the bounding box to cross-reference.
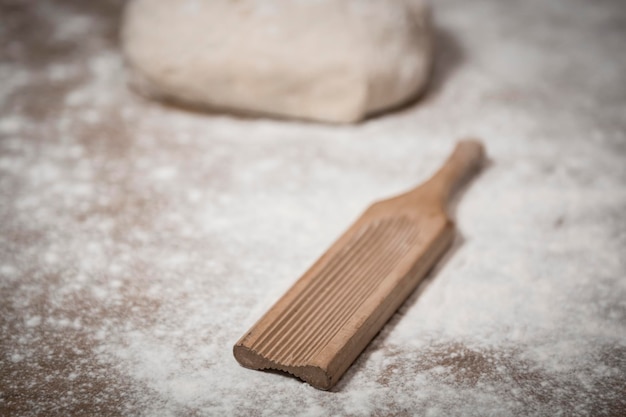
[234,140,485,390]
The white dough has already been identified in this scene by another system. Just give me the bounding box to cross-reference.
[121,0,433,123]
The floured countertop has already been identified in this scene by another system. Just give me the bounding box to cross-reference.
[1,0,625,415]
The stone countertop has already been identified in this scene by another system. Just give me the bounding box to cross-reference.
[1,0,625,415]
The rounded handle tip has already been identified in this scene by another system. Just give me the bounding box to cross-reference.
[422,139,486,206]
[455,139,486,169]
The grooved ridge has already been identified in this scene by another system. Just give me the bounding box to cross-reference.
[250,217,420,367]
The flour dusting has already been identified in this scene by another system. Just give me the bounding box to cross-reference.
[1,0,625,416]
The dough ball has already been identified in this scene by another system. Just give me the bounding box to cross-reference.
[121,0,433,123]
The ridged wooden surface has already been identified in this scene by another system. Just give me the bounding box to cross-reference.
[249,217,421,367]
[235,140,485,389]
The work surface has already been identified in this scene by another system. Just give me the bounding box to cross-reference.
[1,0,625,415]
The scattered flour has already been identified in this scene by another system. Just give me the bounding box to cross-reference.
[1,0,625,416]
